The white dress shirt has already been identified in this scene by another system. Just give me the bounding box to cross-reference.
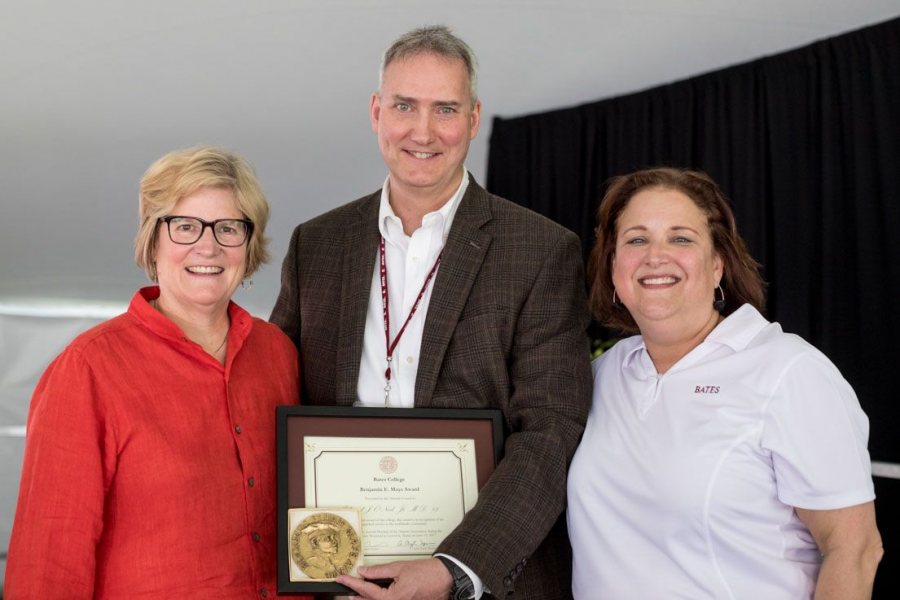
[353,169,484,599]
[355,170,467,407]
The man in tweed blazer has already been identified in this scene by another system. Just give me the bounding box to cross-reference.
[270,26,591,600]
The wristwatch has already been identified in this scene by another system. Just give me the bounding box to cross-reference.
[435,555,476,600]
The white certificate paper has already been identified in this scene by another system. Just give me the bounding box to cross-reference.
[303,436,478,563]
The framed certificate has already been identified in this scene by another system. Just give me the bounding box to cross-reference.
[276,405,505,595]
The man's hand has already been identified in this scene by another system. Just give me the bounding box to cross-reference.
[336,557,453,600]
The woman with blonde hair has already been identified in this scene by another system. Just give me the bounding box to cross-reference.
[6,147,299,599]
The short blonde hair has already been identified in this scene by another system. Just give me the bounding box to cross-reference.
[134,146,270,281]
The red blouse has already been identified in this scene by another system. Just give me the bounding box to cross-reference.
[5,287,299,599]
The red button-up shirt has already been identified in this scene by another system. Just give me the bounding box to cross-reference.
[5,287,300,599]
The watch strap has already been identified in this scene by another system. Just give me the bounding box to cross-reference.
[435,555,475,600]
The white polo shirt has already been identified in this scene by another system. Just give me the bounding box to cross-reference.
[567,304,874,599]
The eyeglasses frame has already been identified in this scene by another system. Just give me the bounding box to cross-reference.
[158,215,254,247]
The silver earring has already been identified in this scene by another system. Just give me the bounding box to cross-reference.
[241,278,253,290]
[612,289,619,305]
[713,285,726,312]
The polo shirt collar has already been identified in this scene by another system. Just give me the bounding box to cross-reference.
[619,303,768,372]
[621,339,657,379]
[703,303,769,352]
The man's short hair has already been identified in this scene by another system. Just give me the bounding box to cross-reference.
[379,25,478,105]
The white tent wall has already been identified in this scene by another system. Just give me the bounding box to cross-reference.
[4,1,899,314]
[2,0,899,589]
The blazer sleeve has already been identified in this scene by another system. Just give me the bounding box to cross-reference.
[435,229,592,596]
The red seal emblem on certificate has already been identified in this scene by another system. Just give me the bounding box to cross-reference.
[379,455,398,474]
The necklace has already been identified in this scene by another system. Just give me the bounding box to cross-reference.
[379,236,443,406]
[150,297,228,356]
[210,330,229,355]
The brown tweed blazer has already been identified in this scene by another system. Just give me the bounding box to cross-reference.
[270,177,592,599]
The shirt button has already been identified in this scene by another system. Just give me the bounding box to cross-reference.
[252,531,261,542]
[406,356,414,364]
[411,255,420,262]
[259,589,268,598]
[234,425,242,434]
[248,477,255,487]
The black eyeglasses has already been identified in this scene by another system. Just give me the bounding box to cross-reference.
[158,216,253,247]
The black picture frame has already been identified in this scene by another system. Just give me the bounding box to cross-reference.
[276,405,505,595]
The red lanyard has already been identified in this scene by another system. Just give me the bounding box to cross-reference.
[380,236,443,405]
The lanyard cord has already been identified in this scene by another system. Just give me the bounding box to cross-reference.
[379,236,443,405]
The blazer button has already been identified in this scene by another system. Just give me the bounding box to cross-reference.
[503,576,512,587]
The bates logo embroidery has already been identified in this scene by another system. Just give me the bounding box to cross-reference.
[694,385,720,394]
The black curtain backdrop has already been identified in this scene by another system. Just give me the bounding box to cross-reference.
[487,17,900,465]
[488,18,900,595]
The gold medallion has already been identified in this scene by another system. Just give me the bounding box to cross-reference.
[290,511,362,580]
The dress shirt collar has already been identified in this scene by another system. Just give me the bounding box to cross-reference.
[377,168,469,243]
[130,286,254,370]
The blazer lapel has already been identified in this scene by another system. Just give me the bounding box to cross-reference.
[335,193,381,406]
[415,178,492,406]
